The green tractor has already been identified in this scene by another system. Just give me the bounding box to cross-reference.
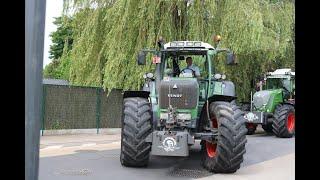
[120,36,247,173]
[241,69,295,138]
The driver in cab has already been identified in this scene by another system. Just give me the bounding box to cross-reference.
[181,57,200,77]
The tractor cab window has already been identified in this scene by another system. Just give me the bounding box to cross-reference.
[282,78,291,91]
[163,56,180,77]
[179,55,208,78]
[162,52,209,79]
[292,79,295,91]
[266,78,291,91]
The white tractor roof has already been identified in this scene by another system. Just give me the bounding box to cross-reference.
[163,41,214,50]
[268,68,295,77]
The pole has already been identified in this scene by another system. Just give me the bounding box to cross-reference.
[250,91,253,112]
[41,85,47,136]
[25,0,46,179]
[96,88,102,134]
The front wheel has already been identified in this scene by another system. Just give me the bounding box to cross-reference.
[120,97,152,167]
[201,101,247,173]
[272,104,295,138]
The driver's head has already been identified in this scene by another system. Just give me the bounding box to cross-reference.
[186,57,192,66]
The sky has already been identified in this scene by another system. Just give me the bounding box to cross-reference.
[43,0,63,68]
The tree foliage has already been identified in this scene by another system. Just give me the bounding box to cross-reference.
[59,0,294,102]
[49,16,73,60]
[43,16,73,79]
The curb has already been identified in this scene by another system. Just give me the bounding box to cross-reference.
[41,128,121,136]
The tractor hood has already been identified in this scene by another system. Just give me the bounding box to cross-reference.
[253,90,272,109]
[159,78,199,109]
[253,89,283,111]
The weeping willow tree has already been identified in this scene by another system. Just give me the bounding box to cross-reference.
[60,0,295,101]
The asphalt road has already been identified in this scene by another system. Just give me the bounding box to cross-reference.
[39,127,295,180]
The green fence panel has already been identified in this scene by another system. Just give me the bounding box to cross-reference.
[44,85,98,129]
[42,84,123,129]
[99,89,123,128]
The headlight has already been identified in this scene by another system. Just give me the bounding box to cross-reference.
[177,113,191,120]
[186,42,193,46]
[194,42,202,46]
[221,74,226,80]
[147,72,154,78]
[170,42,177,46]
[160,113,168,119]
[177,42,184,46]
[214,73,222,79]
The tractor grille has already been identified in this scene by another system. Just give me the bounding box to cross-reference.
[253,90,272,109]
[159,79,198,109]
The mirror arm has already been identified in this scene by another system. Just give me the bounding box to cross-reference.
[215,48,231,54]
[141,49,158,54]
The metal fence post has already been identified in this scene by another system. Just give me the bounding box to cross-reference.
[41,85,47,136]
[25,0,46,179]
[96,88,102,134]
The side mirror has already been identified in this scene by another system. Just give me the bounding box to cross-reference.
[137,51,146,65]
[226,52,237,65]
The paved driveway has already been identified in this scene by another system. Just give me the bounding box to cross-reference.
[39,127,295,180]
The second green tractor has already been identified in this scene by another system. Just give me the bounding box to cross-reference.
[241,69,295,138]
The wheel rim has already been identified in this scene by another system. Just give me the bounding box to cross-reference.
[247,123,255,129]
[287,112,295,132]
[211,116,218,128]
[206,116,218,158]
[206,141,217,158]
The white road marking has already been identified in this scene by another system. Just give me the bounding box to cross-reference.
[41,145,63,150]
[111,141,121,144]
[81,143,96,147]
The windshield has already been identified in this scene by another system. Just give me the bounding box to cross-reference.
[266,78,290,90]
[162,51,208,79]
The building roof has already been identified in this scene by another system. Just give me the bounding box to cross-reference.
[43,79,69,85]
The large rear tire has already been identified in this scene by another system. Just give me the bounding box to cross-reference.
[120,97,152,167]
[272,104,295,138]
[201,101,247,173]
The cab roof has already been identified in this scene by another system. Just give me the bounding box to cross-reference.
[268,69,295,76]
[163,41,215,50]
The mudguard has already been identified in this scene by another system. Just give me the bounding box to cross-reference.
[209,81,237,103]
[208,95,236,103]
[282,100,295,107]
[221,81,236,97]
[123,90,150,99]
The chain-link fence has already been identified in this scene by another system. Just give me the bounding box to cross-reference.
[41,84,123,132]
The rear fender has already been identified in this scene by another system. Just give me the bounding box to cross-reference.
[196,95,236,132]
[123,90,157,129]
[123,91,150,99]
[281,101,295,107]
[208,94,237,103]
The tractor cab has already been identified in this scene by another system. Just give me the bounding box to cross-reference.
[264,69,295,98]
[143,40,237,130]
[161,41,216,103]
